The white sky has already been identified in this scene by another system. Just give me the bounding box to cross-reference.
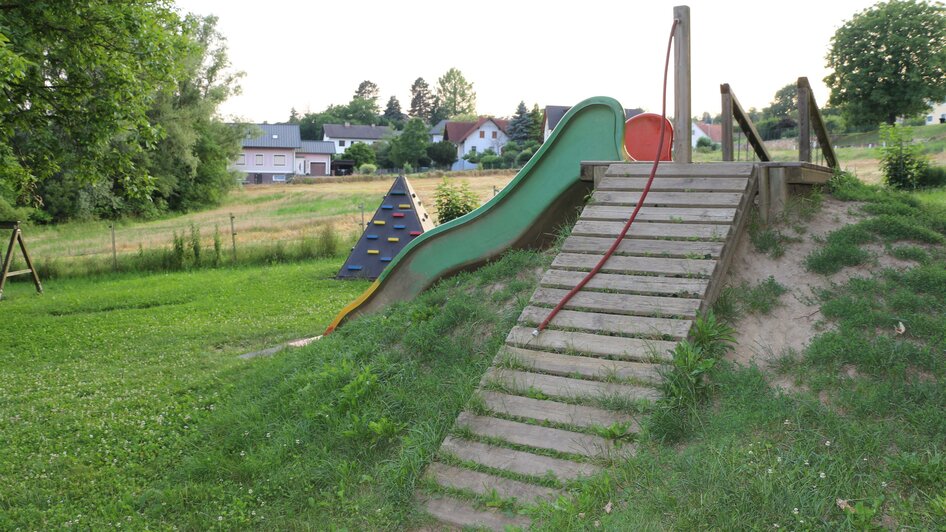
[172,0,878,123]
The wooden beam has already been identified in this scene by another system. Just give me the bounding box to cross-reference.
[797,78,811,163]
[673,5,691,164]
[721,85,734,161]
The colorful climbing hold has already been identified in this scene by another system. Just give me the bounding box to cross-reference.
[393,224,405,229]
[409,231,421,236]
[388,237,399,242]
[373,220,385,225]
[367,249,380,255]
[347,265,363,270]
[398,204,411,209]
[366,234,379,239]
[381,204,393,210]
[392,213,405,218]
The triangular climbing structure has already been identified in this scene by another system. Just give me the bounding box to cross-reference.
[337,175,434,280]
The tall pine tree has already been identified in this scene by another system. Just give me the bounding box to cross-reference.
[409,77,434,123]
[383,96,407,128]
[528,104,544,143]
[507,101,532,143]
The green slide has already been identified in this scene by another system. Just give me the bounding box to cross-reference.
[326,96,626,334]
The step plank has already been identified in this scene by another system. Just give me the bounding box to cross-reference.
[477,390,637,429]
[562,235,723,258]
[596,176,749,192]
[604,162,755,177]
[571,220,731,240]
[427,462,559,504]
[507,326,676,362]
[499,346,663,384]
[530,288,701,319]
[519,305,691,339]
[553,252,716,277]
[581,205,737,223]
[456,412,619,458]
[441,435,599,480]
[484,367,662,402]
[421,493,531,531]
[540,269,708,299]
[592,190,743,207]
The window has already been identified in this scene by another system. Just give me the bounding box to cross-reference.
[479,131,485,138]
[274,154,286,166]
[237,153,245,165]
[255,154,264,165]
[928,115,934,123]
[491,131,497,139]
[272,174,286,182]
[339,140,346,147]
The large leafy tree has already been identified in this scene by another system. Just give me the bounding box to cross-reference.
[389,118,429,168]
[427,141,458,169]
[409,77,434,122]
[825,0,946,126]
[436,68,476,118]
[0,0,183,210]
[341,142,376,167]
[507,101,532,143]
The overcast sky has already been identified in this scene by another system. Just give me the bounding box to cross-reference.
[172,0,879,123]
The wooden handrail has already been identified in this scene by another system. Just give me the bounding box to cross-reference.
[797,77,838,169]
[720,84,771,162]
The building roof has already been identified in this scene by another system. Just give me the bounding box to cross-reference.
[429,119,448,135]
[443,117,510,144]
[544,105,644,131]
[241,124,301,149]
[323,123,393,140]
[696,122,723,143]
[298,140,336,155]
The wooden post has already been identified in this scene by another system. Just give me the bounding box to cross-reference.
[229,213,237,262]
[721,84,734,161]
[797,77,812,163]
[110,224,118,271]
[673,5,692,164]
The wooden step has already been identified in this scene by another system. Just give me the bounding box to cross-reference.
[421,493,531,531]
[591,190,743,207]
[561,235,723,258]
[519,305,691,339]
[596,176,749,192]
[604,162,755,177]
[571,220,731,240]
[540,269,708,299]
[506,326,675,362]
[552,252,716,277]
[426,462,559,504]
[456,412,621,458]
[484,367,662,402]
[441,435,599,481]
[530,288,701,319]
[499,346,664,383]
[581,205,737,223]
[477,390,638,429]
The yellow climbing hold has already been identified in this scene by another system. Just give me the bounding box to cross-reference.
[373,220,385,225]
[367,249,380,255]
[388,237,399,242]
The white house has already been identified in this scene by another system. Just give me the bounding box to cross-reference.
[925,102,946,125]
[444,117,509,171]
[323,123,393,153]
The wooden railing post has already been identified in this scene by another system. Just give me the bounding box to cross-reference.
[797,78,812,163]
[673,5,691,164]
[721,84,734,161]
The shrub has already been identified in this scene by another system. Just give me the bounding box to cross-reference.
[921,165,946,188]
[880,124,929,190]
[358,163,377,175]
[433,178,479,224]
[189,223,201,267]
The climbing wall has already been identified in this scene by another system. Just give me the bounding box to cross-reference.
[417,162,758,530]
[337,175,434,280]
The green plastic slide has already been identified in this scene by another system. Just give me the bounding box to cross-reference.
[326,96,625,333]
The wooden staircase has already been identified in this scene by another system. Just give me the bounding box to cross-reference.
[417,163,757,530]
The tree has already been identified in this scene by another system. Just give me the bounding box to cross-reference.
[427,141,458,168]
[436,68,477,118]
[825,0,946,126]
[764,83,797,121]
[382,96,407,127]
[528,104,544,143]
[409,77,434,122]
[507,101,532,143]
[354,80,380,102]
[0,0,184,212]
[342,142,376,167]
[288,107,301,124]
[389,118,430,168]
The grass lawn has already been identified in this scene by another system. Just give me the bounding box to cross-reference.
[0,260,369,529]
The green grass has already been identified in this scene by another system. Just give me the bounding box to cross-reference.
[0,260,370,529]
[528,177,946,530]
[0,249,549,529]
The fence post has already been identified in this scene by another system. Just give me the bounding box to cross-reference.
[359,203,365,228]
[110,223,118,270]
[673,5,692,164]
[229,213,237,262]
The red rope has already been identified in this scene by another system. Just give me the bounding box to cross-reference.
[534,18,680,337]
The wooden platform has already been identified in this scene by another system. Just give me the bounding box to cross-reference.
[417,163,758,530]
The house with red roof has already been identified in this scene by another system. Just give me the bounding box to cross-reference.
[693,122,723,146]
[443,117,509,170]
